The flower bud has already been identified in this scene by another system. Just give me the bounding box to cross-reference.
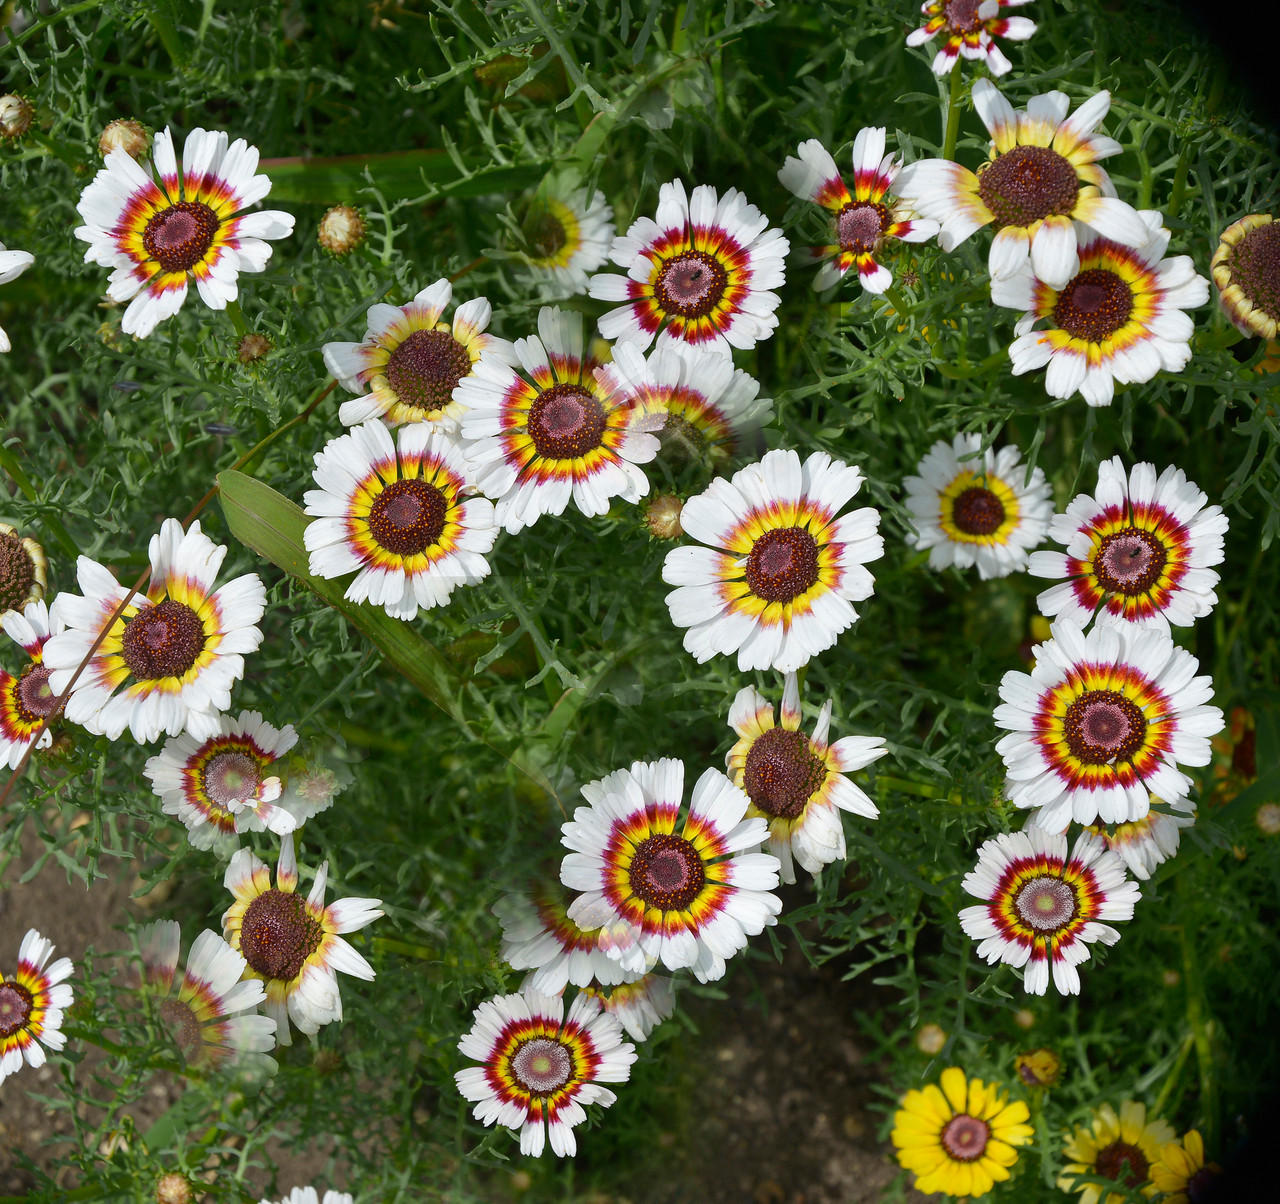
[154,1173,192,1204]
[0,95,33,140]
[1015,1048,1061,1088]
[914,1023,946,1055]
[643,494,684,540]
[237,333,272,364]
[317,204,367,256]
[1256,802,1280,836]
[98,118,151,160]
[1013,1008,1035,1030]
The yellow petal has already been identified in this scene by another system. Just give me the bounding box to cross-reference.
[939,1067,969,1115]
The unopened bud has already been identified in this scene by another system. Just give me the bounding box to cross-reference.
[643,494,684,540]
[237,333,272,364]
[98,118,150,160]
[1013,1008,1035,1030]
[154,1172,192,1204]
[914,1023,946,1055]
[0,95,33,140]
[317,205,366,256]
[1256,802,1280,836]
[1015,1048,1061,1088]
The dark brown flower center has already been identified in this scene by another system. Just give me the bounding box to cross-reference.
[120,599,207,681]
[0,530,36,613]
[14,663,58,725]
[525,208,568,259]
[509,1036,575,1095]
[201,749,262,807]
[1093,527,1169,595]
[1187,1166,1220,1202]
[0,980,33,1038]
[944,0,985,33]
[239,888,325,982]
[744,527,821,603]
[1053,268,1134,342]
[1014,875,1078,932]
[743,727,828,819]
[142,201,221,273]
[977,145,1080,230]
[941,1114,991,1162]
[1063,690,1149,764]
[659,411,710,462]
[527,382,607,460]
[654,250,729,318]
[1095,1140,1150,1189]
[628,832,706,911]
[951,486,1006,535]
[384,328,473,417]
[1227,221,1280,320]
[158,996,203,1061]
[366,477,449,557]
[836,201,888,255]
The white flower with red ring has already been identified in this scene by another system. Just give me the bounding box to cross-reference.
[1212,212,1280,340]
[1028,456,1228,632]
[74,127,294,338]
[994,619,1223,832]
[992,210,1209,407]
[44,518,265,745]
[559,758,782,983]
[959,825,1139,995]
[0,242,34,353]
[456,980,636,1158]
[726,671,885,884]
[0,928,73,1083]
[906,0,1037,77]
[588,179,788,357]
[144,710,300,851]
[456,306,659,534]
[778,128,939,293]
[582,973,676,1043]
[135,920,277,1071]
[662,448,883,673]
[304,421,498,620]
[518,171,616,300]
[0,600,65,770]
[1083,805,1194,882]
[221,833,383,1045]
[322,277,514,431]
[895,80,1150,290]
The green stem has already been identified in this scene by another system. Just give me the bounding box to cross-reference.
[5,0,109,49]
[1167,143,1192,219]
[942,66,965,161]
[1031,1089,1055,1187]
[146,1,188,69]
[225,299,248,338]
[0,441,81,558]
[1179,898,1217,1147]
[1151,1033,1195,1119]
[883,285,910,318]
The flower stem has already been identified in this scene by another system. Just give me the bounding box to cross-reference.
[942,66,965,161]
[225,299,248,338]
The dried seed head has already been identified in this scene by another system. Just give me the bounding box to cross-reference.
[98,118,151,160]
[237,333,272,364]
[0,95,34,140]
[154,1172,192,1204]
[642,494,684,540]
[318,205,367,256]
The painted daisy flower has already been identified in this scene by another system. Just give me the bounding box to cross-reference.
[906,1,1037,77]
[662,448,883,673]
[221,832,383,1045]
[891,1066,1033,1197]
[303,421,497,621]
[1030,458,1227,632]
[1151,1130,1222,1204]
[583,974,676,1043]
[74,127,295,338]
[992,210,1209,405]
[0,928,73,1084]
[143,710,300,851]
[455,981,636,1157]
[43,519,265,745]
[0,601,63,770]
[895,80,1150,290]
[902,433,1052,579]
[1211,213,1280,339]
[960,825,1140,995]
[259,1191,353,1204]
[456,306,658,534]
[994,619,1223,831]
[135,920,277,1071]
[725,670,885,884]
[1060,1101,1176,1204]
[517,171,615,300]
[1084,807,1194,881]
[0,243,34,353]
[321,278,514,431]
[493,883,635,995]
[777,129,939,293]
[597,341,773,468]
[560,758,782,982]
[588,179,788,356]
[0,523,46,615]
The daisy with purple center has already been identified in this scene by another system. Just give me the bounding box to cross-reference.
[960,825,1140,995]
[456,306,659,534]
[1028,457,1228,631]
[778,128,939,293]
[1083,807,1194,881]
[74,127,294,338]
[662,448,883,673]
[895,80,1150,290]
[725,671,886,884]
[0,601,64,770]
[0,929,73,1084]
[588,179,788,357]
[0,242,34,353]
[322,278,514,432]
[456,981,636,1157]
[906,1,1037,78]
[143,710,300,851]
[518,171,616,300]
[43,518,265,744]
[560,758,782,982]
[1212,213,1280,340]
[582,974,676,1043]
[0,523,46,616]
[135,920,277,1071]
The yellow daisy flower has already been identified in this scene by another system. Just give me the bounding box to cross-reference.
[1059,1100,1176,1204]
[1151,1130,1222,1204]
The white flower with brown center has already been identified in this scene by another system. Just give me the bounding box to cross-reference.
[43,519,266,744]
[1083,806,1194,881]
[0,600,64,770]
[1211,212,1280,340]
[322,278,514,431]
[518,171,616,300]
[0,523,45,617]
[906,0,1037,77]
[726,671,886,883]
[582,974,676,1043]
[0,928,73,1083]
[0,243,35,353]
[74,127,295,338]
